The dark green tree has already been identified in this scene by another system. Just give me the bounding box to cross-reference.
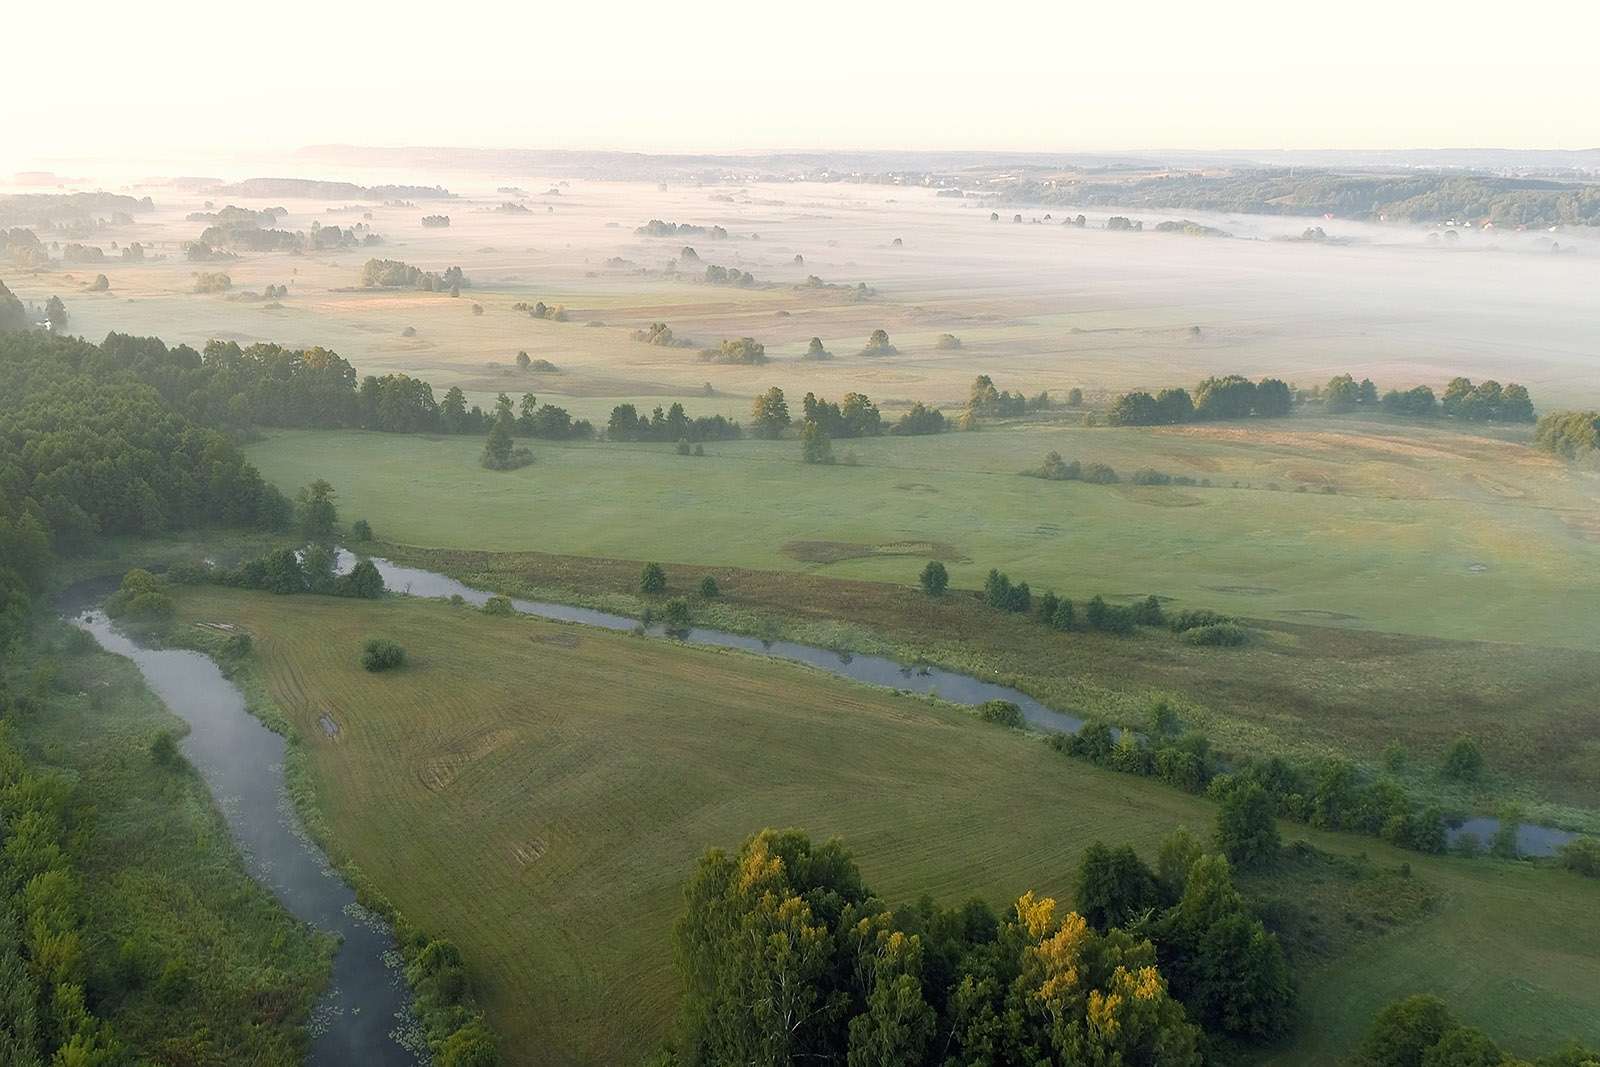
[918,560,948,596]
[1359,995,1457,1067]
[641,562,666,594]
[1075,841,1160,929]
[1215,782,1280,868]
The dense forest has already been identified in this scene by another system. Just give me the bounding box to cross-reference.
[1006,170,1600,227]
[0,330,292,650]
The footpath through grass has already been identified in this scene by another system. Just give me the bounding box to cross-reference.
[170,585,1600,1067]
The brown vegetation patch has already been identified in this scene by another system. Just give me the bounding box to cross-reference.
[419,726,517,792]
[781,539,967,565]
[535,633,581,649]
[513,839,548,867]
[893,482,939,493]
[1112,485,1203,507]
[1280,609,1361,622]
[1167,452,1222,472]
[1561,514,1600,543]
[1205,585,1279,596]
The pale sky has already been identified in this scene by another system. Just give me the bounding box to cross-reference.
[8,0,1599,172]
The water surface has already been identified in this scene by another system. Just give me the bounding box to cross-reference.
[69,595,421,1066]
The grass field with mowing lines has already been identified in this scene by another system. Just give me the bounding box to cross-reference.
[244,414,1600,650]
[170,586,1600,1067]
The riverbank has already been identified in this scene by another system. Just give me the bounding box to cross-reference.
[0,608,332,1064]
[158,576,1600,1066]
[369,542,1600,838]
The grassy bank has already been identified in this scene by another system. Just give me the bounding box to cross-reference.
[168,584,1600,1066]
[374,542,1600,831]
[1,619,331,1063]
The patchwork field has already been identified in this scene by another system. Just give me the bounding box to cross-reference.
[171,586,1600,1067]
[243,413,1600,650]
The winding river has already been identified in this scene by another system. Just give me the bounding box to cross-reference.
[59,550,1581,1060]
[348,552,1580,859]
[62,582,423,1066]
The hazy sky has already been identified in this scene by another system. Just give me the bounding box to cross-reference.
[9,0,1599,171]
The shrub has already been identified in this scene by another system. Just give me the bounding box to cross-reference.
[1181,623,1248,647]
[1558,837,1600,877]
[1441,736,1484,781]
[641,562,666,594]
[150,731,181,768]
[1169,609,1234,633]
[661,598,693,632]
[361,638,406,671]
[1359,994,1457,1067]
[1081,462,1119,484]
[859,328,897,356]
[335,559,386,599]
[1050,597,1075,630]
[222,632,253,658]
[976,700,1023,728]
[918,560,948,597]
[351,518,373,541]
[438,1022,500,1067]
[1130,595,1164,627]
[698,575,720,599]
[482,595,515,616]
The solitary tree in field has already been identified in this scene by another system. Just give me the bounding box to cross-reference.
[482,415,515,469]
[698,575,720,599]
[45,295,68,330]
[800,420,834,464]
[516,350,531,371]
[641,561,666,595]
[919,560,948,597]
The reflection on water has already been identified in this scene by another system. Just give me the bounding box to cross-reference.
[348,551,1582,860]
[70,603,422,1066]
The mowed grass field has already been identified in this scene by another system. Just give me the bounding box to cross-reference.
[244,413,1600,649]
[171,586,1600,1066]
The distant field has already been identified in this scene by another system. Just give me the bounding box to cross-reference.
[10,178,1600,413]
[172,587,1600,1067]
[244,414,1600,649]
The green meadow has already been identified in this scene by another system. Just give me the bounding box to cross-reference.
[244,413,1600,649]
[170,586,1600,1067]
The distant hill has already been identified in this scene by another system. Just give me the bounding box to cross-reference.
[214,177,453,200]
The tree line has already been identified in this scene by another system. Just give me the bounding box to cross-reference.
[607,403,740,443]
[1109,376,1293,426]
[0,330,294,651]
[1109,372,1536,427]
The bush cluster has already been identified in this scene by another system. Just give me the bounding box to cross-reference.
[361,638,406,671]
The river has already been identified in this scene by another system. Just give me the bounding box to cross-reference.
[61,551,1580,1062]
[63,580,424,1066]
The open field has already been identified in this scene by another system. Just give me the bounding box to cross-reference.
[378,540,1600,829]
[169,585,1600,1066]
[243,413,1600,650]
[8,175,1600,417]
